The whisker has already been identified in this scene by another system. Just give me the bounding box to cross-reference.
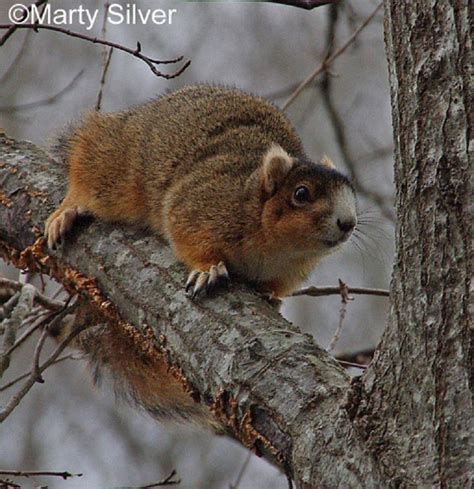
[356,221,394,243]
[352,228,392,266]
[349,233,368,280]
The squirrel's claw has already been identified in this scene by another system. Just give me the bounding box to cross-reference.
[44,205,88,249]
[45,207,78,249]
[185,261,229,299]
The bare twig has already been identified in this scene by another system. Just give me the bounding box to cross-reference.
[31,325,49,383]
[0,0,47,46]
[335,358,367,369]
[0,293,20,322]
[327,280,351,353]
[282,1,383,110]
[96,48,113,112]
[96,3,113,112]
[2,311,52,359]
[137,469,181,488]
[291,285,389,298]
[229,451,252,489]
[0,479,20,488]
[0,470,82,480]
[0,302,81,423]
[0,284,35,377]
[336,348,375,366]
[262,0,338,9]
[0,353,84,393]
[0,278,63,311]
[0,24,190,79]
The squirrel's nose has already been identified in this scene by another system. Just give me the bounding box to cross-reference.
[337,217,356,233]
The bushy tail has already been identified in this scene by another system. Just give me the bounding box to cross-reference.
[49,300,220,428]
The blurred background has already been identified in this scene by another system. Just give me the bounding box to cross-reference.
[0,0,394,487]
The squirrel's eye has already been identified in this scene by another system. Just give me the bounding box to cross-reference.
[293,186,310,203]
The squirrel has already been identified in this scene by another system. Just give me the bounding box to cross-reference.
[45,85,357,299]
[45,85,357,425]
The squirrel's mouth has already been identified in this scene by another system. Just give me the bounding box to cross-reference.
[322,235,350,248]
[322,239,340,247]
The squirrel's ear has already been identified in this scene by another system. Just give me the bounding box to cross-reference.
[261,145,294,196]
[319,154,336,169]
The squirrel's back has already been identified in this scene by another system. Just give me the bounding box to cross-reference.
[54,85,305,229]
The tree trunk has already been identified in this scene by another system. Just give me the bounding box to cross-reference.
[352,1,472,487]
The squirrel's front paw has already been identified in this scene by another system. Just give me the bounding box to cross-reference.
[44,205,84,249]
[185,261,229,299]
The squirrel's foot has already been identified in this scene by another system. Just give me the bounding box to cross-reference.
[45,205,86,249]
[185,261,229,299]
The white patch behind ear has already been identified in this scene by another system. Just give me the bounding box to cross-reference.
[262,144,295,195]
[319,154,336,169]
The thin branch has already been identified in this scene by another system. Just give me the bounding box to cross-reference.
[0,479,20,488]
[0,302,81,423]
[96,3,113,112]
[327,280,351,353]
[96,48,113,112]
[137,469,181,488]
[0,470,82,480]
[0,278,64,311]
[229,451,252,489]
[0,292,20,322]
[0,24,190,80]
[0,0,47,46]
[31,325,49,383]
[291,285,389,298]
[336,347,375,366]
[336,358,367,369]
[0,284,35,377]
[2,310,52,359]
[282,1,383,110]
[262,0,338,9]
[0,353,84,393]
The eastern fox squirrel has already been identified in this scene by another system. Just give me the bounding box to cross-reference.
[45,85,357,425]
[45,85,357,298]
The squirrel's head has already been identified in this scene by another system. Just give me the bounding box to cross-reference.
[259,144,357,257]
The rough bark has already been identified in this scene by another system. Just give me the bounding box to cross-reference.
[352,2,472,487]
[0,134,381,488]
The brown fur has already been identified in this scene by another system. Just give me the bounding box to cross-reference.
[47,85,354,297]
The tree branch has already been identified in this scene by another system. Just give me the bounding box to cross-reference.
[0,470,81,480]
[262,0,338,9]
[0,24,190,80]
[282,1,383,110]
[0,133,384,486]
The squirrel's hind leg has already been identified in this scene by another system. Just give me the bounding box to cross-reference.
[185,261,229,299]
[44,193,89,248]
